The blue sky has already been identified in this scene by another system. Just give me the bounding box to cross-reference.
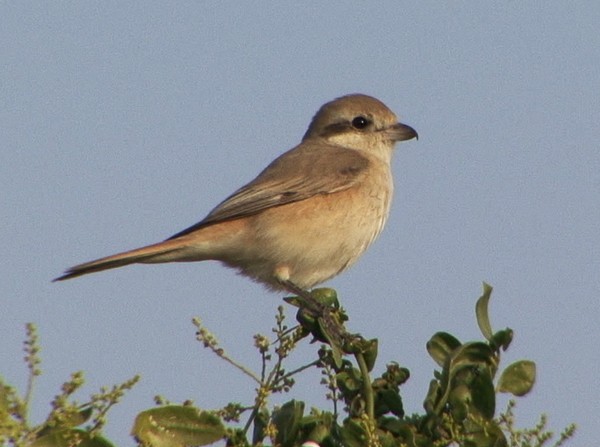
[2,3,598,446]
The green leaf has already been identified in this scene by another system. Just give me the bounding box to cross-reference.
[476,282,494,340]
[336,369,362,396]
[449,366,496,420]
[0,381,11,414]
[388,423,422,447]
[340,418,367,447]
[132,405,225,447]
[77,434,116,447]
[429,342,498,417]
[302,412,333,444]
[72,407,94,427]
[271,400,305,447]
[468,369,496,419]
[31,429,114,447]
[376,388,404,417]
[423,379,441,414]
[462,418,507,447]
[52,407,94,429]
[379,431,398,447]
[362,338,378,372]
[310,288,339,308]
[283,295,303,308]
[37,407,95,438]
[252,407,269,445]
[498,360,536,396]
[382,362,410,386]
[283,288,339,309]
[318,318,343,368]
[426,332,461,367]
[0,381,18,426]
[448,342,497,376]
[461,418,508,447]
[448,383,470,420]
[490,328,513,352]
[378,419,418,444]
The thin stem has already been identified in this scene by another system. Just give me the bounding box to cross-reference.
[217,351,261,384]
[355,351,374,421]
[243,387,267,434]
[272,324,301,345]
[23,369,35,420]
[260,350,267,382]
[277,360,320,384]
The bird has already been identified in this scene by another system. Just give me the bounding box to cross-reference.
[54,94,417,296]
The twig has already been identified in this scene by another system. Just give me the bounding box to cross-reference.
[355,351,374,421]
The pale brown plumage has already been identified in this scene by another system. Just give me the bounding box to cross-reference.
[55,94,417,290]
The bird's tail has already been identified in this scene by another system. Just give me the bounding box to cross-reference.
[53,238,189,281]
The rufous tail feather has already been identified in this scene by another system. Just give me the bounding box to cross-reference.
[53,239,185,281]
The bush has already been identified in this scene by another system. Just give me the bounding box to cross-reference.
[0,284,575,447]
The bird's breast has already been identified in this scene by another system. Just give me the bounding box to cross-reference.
[227,161,394,289]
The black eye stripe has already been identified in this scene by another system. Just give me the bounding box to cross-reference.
[352,116,370,129]
[319,116,372,138]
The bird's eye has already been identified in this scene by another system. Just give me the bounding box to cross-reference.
[351,116,370,129]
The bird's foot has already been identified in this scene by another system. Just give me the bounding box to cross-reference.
[281,282,349,365]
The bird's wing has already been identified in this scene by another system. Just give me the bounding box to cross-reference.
[167,142,370,239]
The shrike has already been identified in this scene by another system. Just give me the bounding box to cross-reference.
[55,94,417,295]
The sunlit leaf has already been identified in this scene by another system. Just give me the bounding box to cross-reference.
[0,381,11,414]
[476,283,494,340]
[498,360,536,396]
[31,429,114,447]
[132,405,225,447]
[55,407,94,429]
[310,288,339,308]
[448,383,470,420]
[361,338,378,372]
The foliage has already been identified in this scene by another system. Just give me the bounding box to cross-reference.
[0,324,139,447]
[0,285,575,447]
